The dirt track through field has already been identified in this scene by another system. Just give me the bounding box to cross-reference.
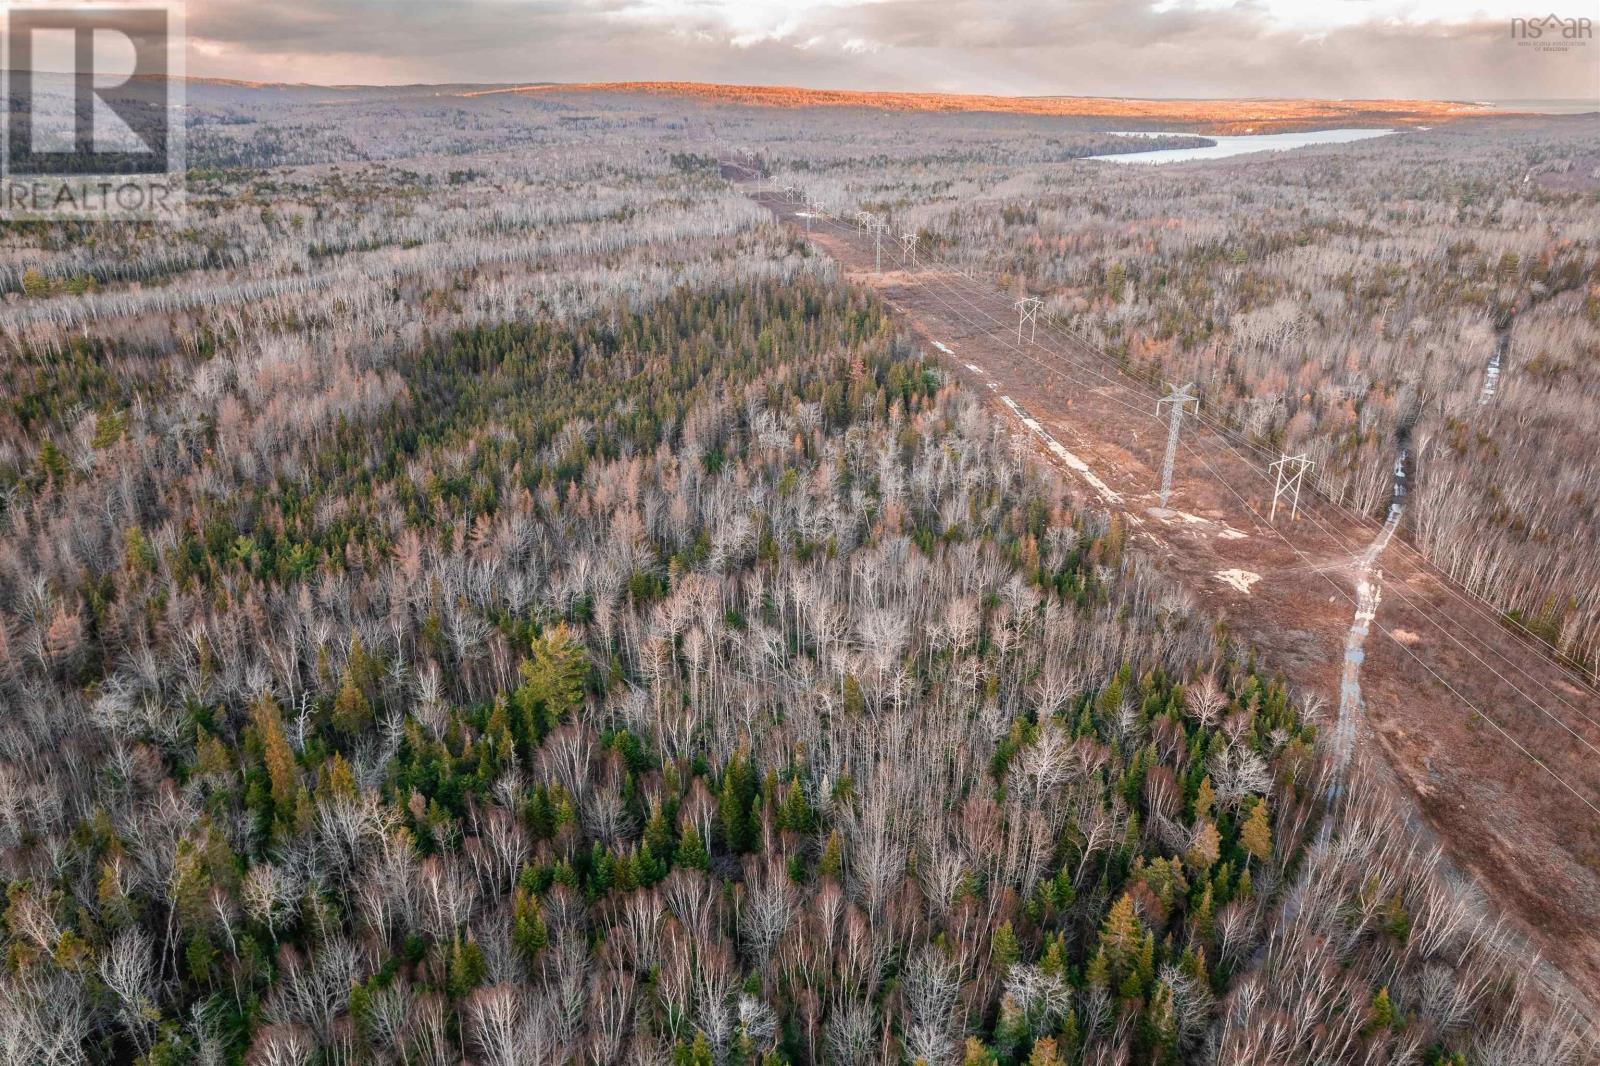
[1334,508,1398,802]
[752,189,1600,1014]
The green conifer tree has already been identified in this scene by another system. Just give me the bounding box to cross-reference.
[677,822,709,871]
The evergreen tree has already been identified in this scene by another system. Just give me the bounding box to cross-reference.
[719,751,756,852]
[512,888,548,961]
[332,671,373,735]
[1027,1037,1065,1066]
[447,939,487,999]
[1367,986,1396,1034]
[1241,801,1273,864]
[819,829,844,880]
[992,921,1021,972]
[643,805,676,863]
[962,1037,999,1066]
[777,778,814,834]
[677,822,709,871]
[1186,819,1221,873]
[513,623,588,741]
[1098,893,1143,980]
[251,697,298,819]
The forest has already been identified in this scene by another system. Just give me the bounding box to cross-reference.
[0,85,1594,1064]
[746,109,1600,682]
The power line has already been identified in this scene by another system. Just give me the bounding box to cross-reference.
[1269,454,1315,523]
[754,182,1600,810]
[698,109,1600,763]
[908,212,1600,710]
[1156,383,1200,509]
[774,182,1600,739]
[699,116,1600,1017]
[892,213,1600,751]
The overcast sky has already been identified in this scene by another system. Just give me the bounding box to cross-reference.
[184,0,1600,99]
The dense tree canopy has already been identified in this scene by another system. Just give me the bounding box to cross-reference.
[0,86,1589,1065]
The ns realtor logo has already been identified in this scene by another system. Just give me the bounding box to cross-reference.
[1,3,186,221]
[1510,13,1593,52]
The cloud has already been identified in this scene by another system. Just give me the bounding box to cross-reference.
[183,0,1600,99]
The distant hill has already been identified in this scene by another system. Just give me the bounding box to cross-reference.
[458,79,1506,132]
[158,75,1519,132]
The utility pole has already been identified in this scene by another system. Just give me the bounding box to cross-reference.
[874,220,884,272]
[1269,453,1315,522]
[901,232,918,268]
[1155,383,1200,509]
[1013,297,1042,344]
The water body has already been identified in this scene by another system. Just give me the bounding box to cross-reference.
[1088,127,1395,165]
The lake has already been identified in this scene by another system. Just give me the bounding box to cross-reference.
[1088,127,1396,165]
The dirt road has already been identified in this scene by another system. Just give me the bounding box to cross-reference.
[757,191,1600,1008]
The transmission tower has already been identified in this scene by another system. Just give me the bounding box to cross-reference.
[1155,383,1200,509]
[1269,453,1315,522]
[805,198,823,233]
[1013,297,1043,343]
[900,232,918,268]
